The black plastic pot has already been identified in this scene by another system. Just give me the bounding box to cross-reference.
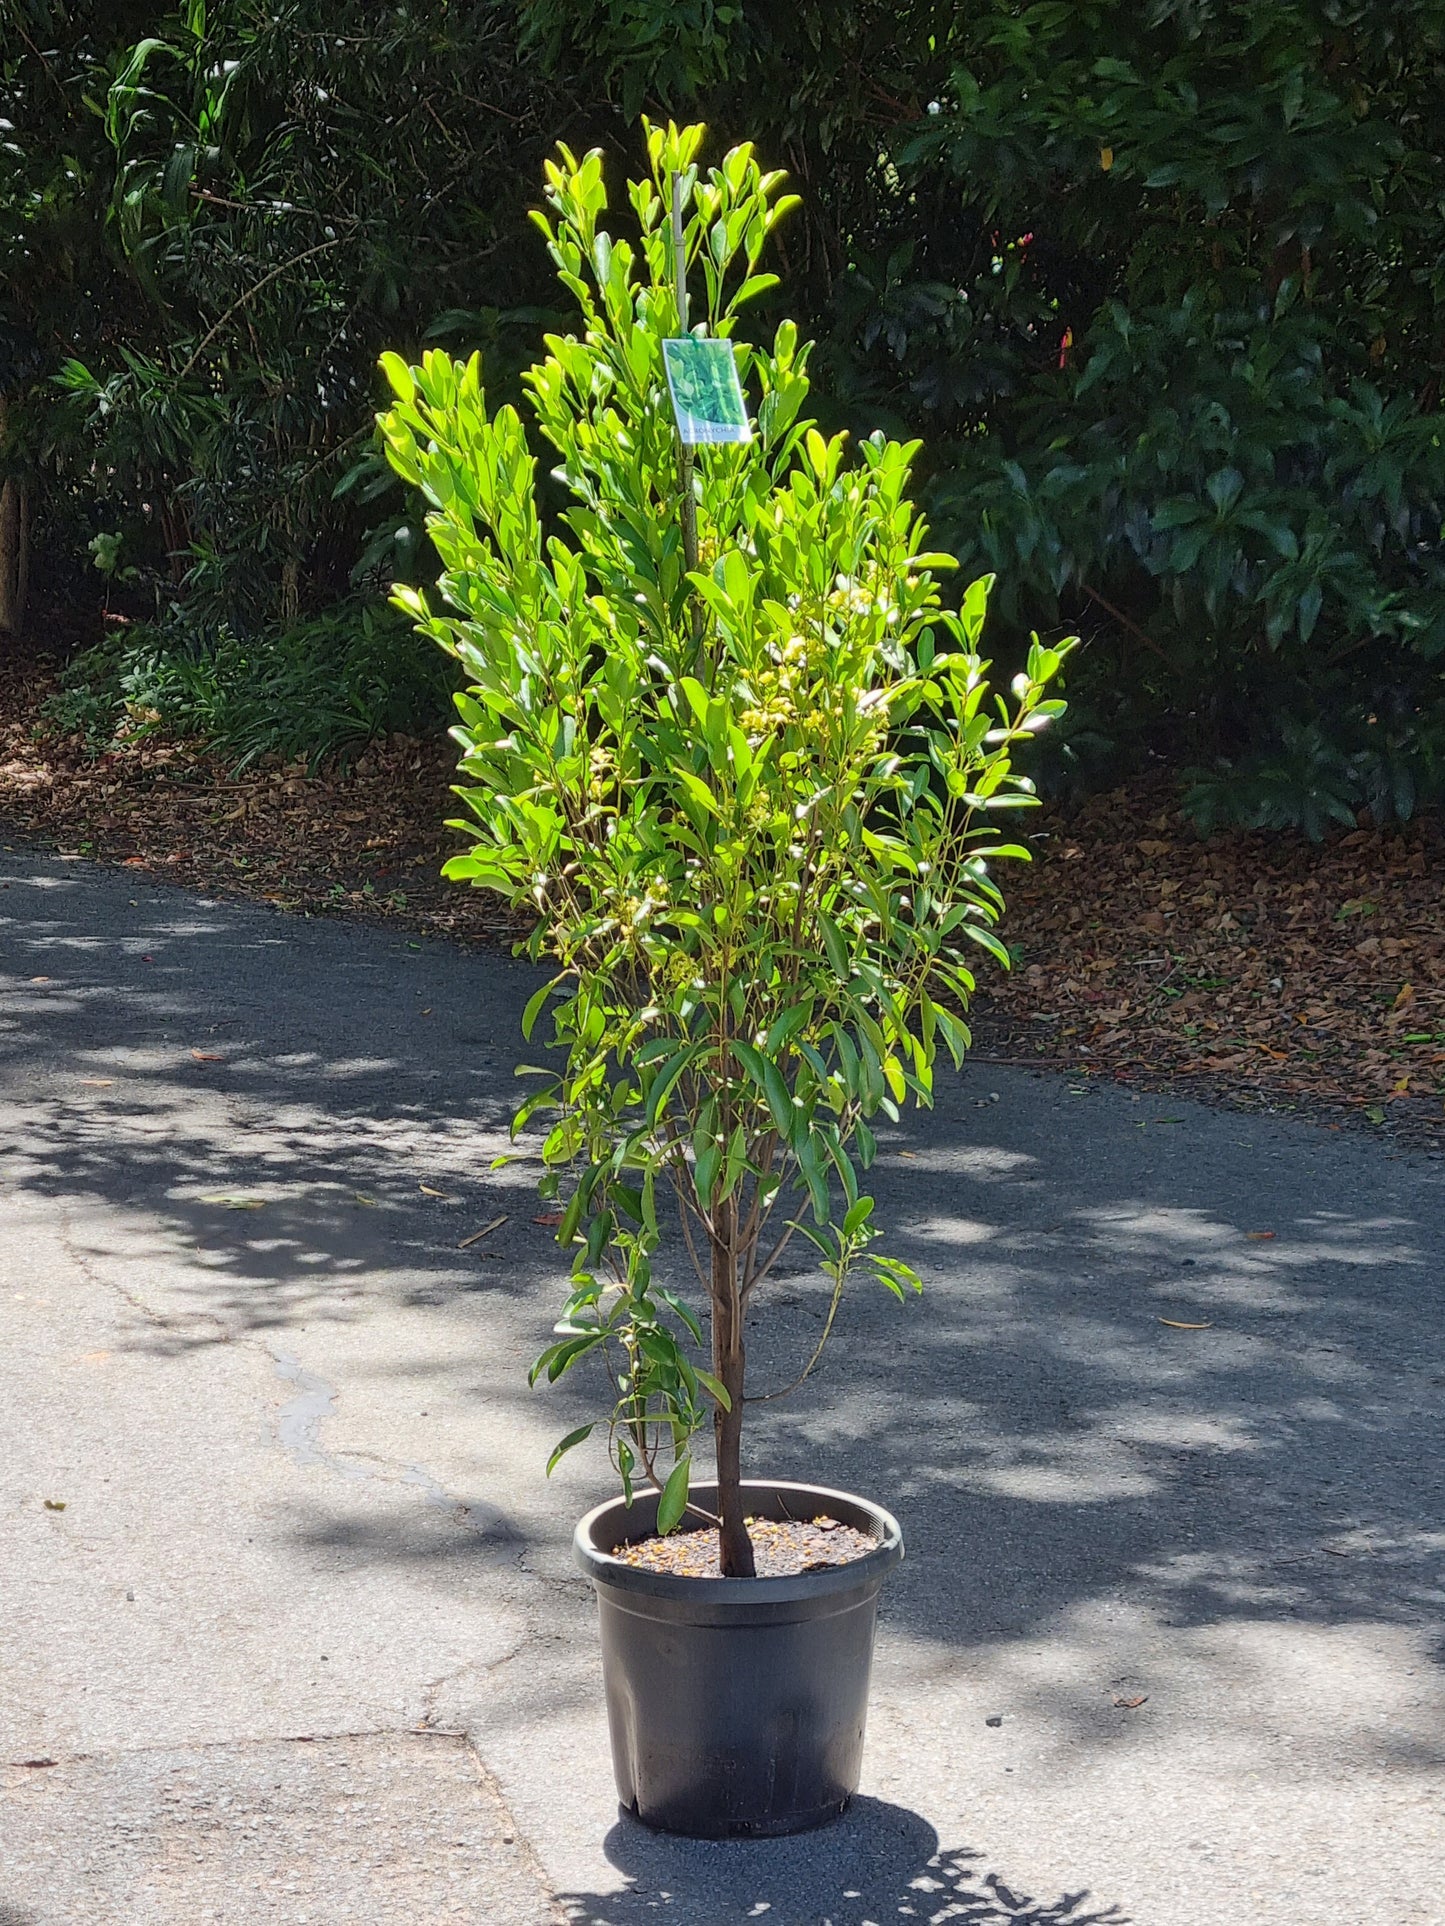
[573,1478,903,1838]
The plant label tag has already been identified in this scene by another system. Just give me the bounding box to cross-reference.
[663,337,751,445]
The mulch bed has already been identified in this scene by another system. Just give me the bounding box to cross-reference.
[2,632,1442,1150]
[0,639,520,947]
[612,1515,876,1579]
[976,781,1445,1150]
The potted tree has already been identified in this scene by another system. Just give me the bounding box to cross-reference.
[379,122,1070,1838]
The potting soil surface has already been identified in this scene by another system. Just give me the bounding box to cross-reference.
[610,1515,876,1578]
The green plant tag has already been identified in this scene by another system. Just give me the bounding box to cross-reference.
[663,337,750,445]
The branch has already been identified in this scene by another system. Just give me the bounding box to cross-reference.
[744,1263,847,1403]
[178,236,345,380]
[741,1216,800,1299]
[1079,581,1180,674]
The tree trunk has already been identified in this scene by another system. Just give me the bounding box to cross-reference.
[710,1195,755,1577]
[0,477,28,637]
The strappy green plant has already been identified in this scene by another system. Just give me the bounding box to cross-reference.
[380,122,1072,1576]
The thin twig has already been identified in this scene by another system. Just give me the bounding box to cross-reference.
[741,1219,800,1299]
[179,237,345,380]
[458,1214,507,1249]
[1080,581,1179,673]
[744,1265,847,1403]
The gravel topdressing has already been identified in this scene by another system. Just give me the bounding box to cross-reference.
[609,1514,877,1578]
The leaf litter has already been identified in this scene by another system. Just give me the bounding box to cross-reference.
[976,777,1444,1149]
[4,650,1441,1148]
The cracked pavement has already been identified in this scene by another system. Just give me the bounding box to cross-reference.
[1,849,1442,1924]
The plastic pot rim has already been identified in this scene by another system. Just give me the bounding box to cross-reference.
[573,1477,904,1608]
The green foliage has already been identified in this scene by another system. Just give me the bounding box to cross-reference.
[45,603,451,768]
[12,4,1445,814]
[1183,706,1445,841]
[380,124,1071,1557]
[527,2,1445,786]
[68,2,566,628]
[1,2,576,756]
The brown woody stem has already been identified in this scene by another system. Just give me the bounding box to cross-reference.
[710,1192,755,1577]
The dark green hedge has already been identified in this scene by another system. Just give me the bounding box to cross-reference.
[6,2,1445,822]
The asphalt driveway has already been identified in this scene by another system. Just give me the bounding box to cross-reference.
[2,849,1441,1924]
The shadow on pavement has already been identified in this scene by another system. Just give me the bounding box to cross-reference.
[560,1799,1128,1924]
[3,854,1444,1689]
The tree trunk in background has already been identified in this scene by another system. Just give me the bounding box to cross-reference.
[0,393,29,638]
[0,477,28,637]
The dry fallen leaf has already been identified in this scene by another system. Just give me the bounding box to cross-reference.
[190,1050,224,1063]
[28,975,50,984]
[1247,1230,1276,1240]
[1158,1318,1213,1330]
[418,1184,452,1198]
[1112,1694,1149,1710]
[5,666,1440,1152]
[532,1211,564,1228]
[80,1078,114,1087]
[459,1213,508,1249]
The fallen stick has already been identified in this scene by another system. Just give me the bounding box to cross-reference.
[459,1214,508,1249]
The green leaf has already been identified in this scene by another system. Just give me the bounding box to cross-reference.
[796,1134,831,1221]
[871,1253,924,1299]
[675,768,721,820]
[695,1370,732,1410]
[843,1195,875,1237]
[961,923,1012,969]
[656,1285,704,1345]
[522,978,557,1041]
[656,1456,691,1535]
[529,1332,604,1387]
[819,914,849,980]
[379,352,416,402]
[763,1002,810,1054]
[546,1423,595,1475]
[646,1044,701,1126]
[694,1140,722,1207]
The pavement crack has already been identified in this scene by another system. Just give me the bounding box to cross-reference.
[460,1740,570,1926]
[57,1202,232,1345]
[5,1728,398,1769]
[269,1347,517,1542]
[271,1348,364,1478]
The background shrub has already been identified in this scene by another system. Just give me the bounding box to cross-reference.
[45,605,453,769]
[6,1,1445,823]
